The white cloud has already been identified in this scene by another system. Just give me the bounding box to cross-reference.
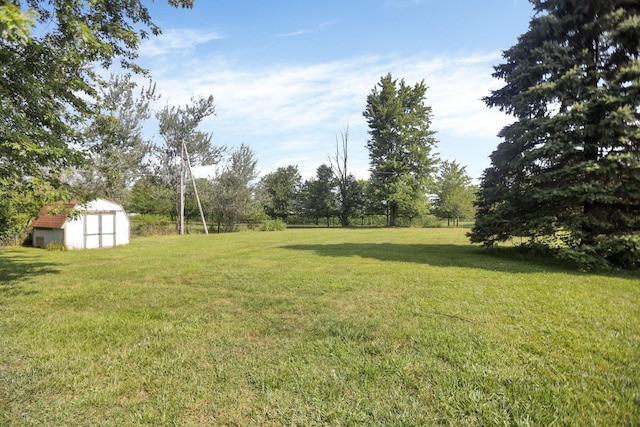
[140,41,511,180]
[277,21,333,38]
[140,29,225,57]
[277,29,313,38]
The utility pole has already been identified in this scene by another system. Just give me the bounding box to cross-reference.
[183,141,209,234]
[180,142,185,235]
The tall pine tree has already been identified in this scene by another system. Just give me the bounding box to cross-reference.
[470,0,640,269]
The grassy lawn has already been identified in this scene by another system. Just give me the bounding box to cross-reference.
[1,228,638,426]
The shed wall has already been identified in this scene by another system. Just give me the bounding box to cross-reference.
[114,211,130,246]
[32,229,64,249]
[65,216,85,250]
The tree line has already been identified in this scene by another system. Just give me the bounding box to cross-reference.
[2,0,638,269]
[70,74,476,232]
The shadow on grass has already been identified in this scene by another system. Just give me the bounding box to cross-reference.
[0,249,61,296]
[281,242,584,274]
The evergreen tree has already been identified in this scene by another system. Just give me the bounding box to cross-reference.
[363,73,438,226]
[470,0,640,269]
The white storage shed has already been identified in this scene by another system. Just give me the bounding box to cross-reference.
[32,198,130,250]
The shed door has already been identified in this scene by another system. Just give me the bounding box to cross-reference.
[84,213,116,248]
[101,213,115,247]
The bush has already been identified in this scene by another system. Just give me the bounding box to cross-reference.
[129,214,174,237]
[45,241,67,251]
[260,220,287,231]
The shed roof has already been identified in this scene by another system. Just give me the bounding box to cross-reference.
[31,201,77,229]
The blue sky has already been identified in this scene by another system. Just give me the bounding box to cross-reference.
[138,0,535,181]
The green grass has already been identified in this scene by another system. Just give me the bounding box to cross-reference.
[1,228,638,426]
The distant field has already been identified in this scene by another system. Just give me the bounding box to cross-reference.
[1,228,638,426]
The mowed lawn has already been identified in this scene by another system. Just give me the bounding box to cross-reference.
[1,228,638,426]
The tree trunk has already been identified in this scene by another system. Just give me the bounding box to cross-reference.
[389,203,397,227]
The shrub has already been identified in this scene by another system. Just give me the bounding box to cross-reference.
[45,241,67,251]
[129,214,174,237]
[260,220,287,231]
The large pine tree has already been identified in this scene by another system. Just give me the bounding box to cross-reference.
[470,0,640,269]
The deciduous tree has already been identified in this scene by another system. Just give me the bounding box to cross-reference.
[329,127,362,227]
[432,160,476,227]
[0,178,58,243]
[156,96,224,233]
[128,175,174,217]
[76,74,158,205]
[363,73,438,226]
[0,0,193,240]
[302,164,337,226]
[209,144,259,232]
[259,166,301,221]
